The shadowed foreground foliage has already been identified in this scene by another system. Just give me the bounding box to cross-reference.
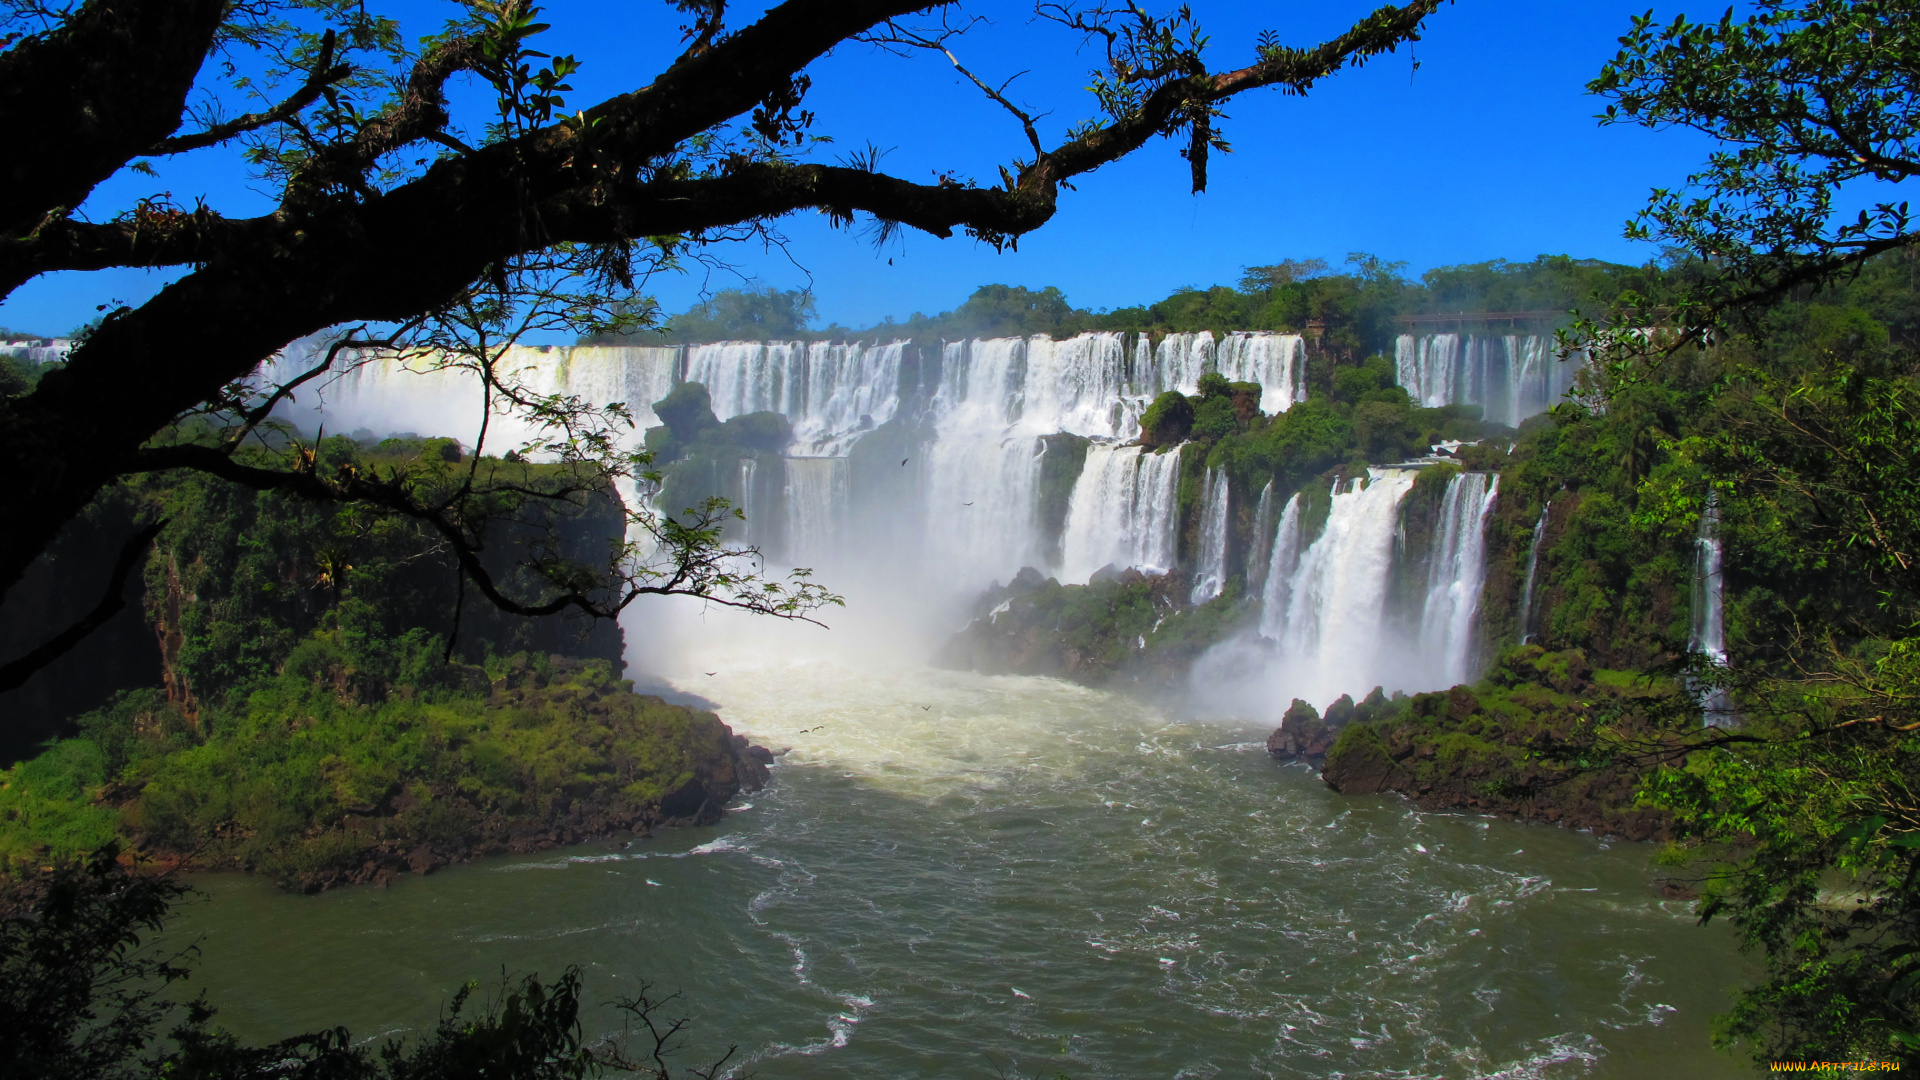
[0,849,735,1079]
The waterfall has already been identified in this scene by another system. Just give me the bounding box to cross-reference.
[1416,473,1500,687]
[1268,470,1421,706]
[1152,333,1215,395]
[783,457,848,567]
[1059,444,1182,582]
[1691,495,1735,726]
[921,339,1048,588]
[264,342,680,453]
[684,340,905,455]
[1246,482,1276,596]
[1517,501,1551,644]
[0,338,71,367]
[1394,333,1580,427]
[1256,493,1305,640]
[1216,333,1307,413]
[1689,497,1726,664]
[260,329,1528,710]
[1018,333,1139,438]
[1189,467,1231,604]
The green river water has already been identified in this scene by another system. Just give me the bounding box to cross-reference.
[166,653,1752,1079]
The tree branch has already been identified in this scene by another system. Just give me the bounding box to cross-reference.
[0,518,165,695]
[147,30,351,157]
[0,0,1448,614]
[0,0,228,238]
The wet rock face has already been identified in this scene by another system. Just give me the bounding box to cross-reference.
[935,569,1221,689]
[1265,688,1391,764]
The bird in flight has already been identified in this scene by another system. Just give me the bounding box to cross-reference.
[921,705,932,711]
[962,501,973,506]
[703,671,718,676]
[900,457,909,466]
[799,725,825,733]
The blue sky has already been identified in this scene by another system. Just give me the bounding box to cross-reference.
[3,0,1737,338]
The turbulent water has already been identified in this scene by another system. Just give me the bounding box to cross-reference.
[169,638,1749,1079]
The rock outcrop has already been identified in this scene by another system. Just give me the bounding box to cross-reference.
[1271,647,1682,842]
[937,567,1244,689]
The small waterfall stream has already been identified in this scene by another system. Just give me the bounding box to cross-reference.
[1518,501,1551,643]
[1189,467,1231,604]
[1417,472,1501,687]
[1691,494,1735,726]
[1245,482,1276,596]
[1256,493,1305,641]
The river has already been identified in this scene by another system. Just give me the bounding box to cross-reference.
[164,642,1750,1080]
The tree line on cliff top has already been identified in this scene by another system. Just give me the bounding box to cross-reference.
[594,251,1652,354]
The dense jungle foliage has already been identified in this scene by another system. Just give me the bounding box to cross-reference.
[0,433,766,892]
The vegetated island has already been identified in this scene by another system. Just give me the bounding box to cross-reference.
[0,433,771,892]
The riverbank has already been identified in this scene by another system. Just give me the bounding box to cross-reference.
[0,654,771,892]
[1283,645,1682,844]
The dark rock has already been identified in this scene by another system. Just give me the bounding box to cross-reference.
[1656,879,1701,901]
[1010,566,1049,594]
[1268,698,1343,763]
[1321,729,1410,795]
[1089,563,1125,584]
[1139,391,1195,448]
[1446,685,1478,721]
[1324,694,1358,728]
[406,845,436,876]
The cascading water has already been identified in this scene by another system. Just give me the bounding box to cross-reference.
[1245,482,1276,596]
[1267,470,1421,706]
[685,340,905,456]
[261,330,1512,700]
[0,338,71,367]
[1416,473,1500,687]
[1151,332,1214,395]
[1691,494,1735,726]
[266,342,680,453]
[1518,501,1551,644]
[1058,444,1181,583]
[783,457,848,568]
[1256,493,1305,640]
[1189,467,1231,604]
[1689,498,1726,664]
[1017,333,1138,438]
[918,338,1061,590]
[1140,331,1304,413]
[1394,332,1580,427]
[1215,332,1307,413]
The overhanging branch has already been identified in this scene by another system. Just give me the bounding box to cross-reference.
[0,518,166,695]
